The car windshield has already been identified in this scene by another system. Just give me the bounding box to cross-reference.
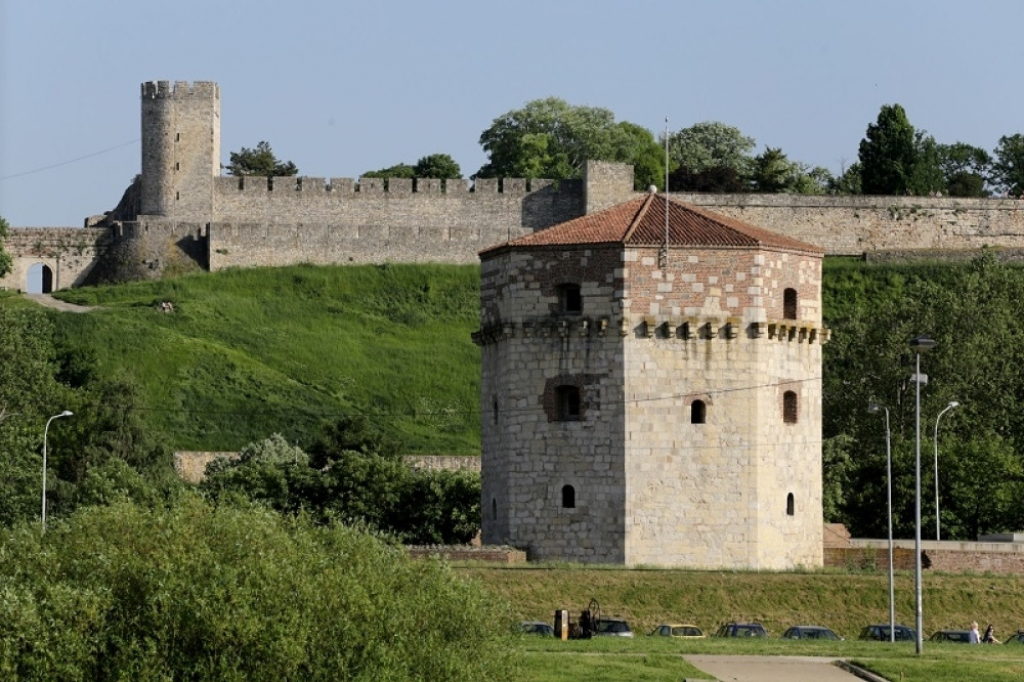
[804,628,838,639]
[597,620,630,633]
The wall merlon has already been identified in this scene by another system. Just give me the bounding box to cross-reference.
[141,80,219,100]
[389,178,413,194]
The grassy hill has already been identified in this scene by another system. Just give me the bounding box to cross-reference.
[462,564,1024,642]
[51,264,482,453]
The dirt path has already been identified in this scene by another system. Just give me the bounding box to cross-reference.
[24,293,96,313]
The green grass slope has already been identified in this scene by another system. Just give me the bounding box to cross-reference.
[51,264,482,453]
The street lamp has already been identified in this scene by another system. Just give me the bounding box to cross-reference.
[868,402,895,643]
[933,401,959,541]
[42,410,73,531]
[909,335,935,655]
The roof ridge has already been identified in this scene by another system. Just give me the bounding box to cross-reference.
[622,192,655,242]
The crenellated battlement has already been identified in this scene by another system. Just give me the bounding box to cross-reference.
[211,175,565,195]
[141,80,219,100]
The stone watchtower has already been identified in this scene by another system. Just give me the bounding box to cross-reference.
[140,81,220,221]
[475,191,827,569]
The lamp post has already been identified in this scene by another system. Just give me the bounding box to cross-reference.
[42,410,73,531]
[868,402,895,643]
[909,335,935,655]
[933,401,959,541]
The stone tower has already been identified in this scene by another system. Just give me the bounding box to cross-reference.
[475,191,827,569]
[140,81,220,220]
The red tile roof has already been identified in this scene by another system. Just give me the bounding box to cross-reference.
[480,192,823,256]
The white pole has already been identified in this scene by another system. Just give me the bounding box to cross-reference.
[42,410,73,531]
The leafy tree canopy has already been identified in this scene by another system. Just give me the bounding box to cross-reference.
[937,142,992,197]
[749,147,830,195]
[224,141,298,177]
[476,97,664,189]
[858,104,917,195]
[203,417,480,544]
[668,121,755,176]
[992,133,1024,196]
[0,216,12,279]
[413,153,462,179]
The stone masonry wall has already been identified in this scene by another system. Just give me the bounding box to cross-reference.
[0,227,111,291]
[619,246,823,569]
[479,246,627,563]
[672,192,1024,256]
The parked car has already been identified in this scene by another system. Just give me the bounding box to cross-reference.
[781,625,841,640]
[929,629,973,643]
[649,623,705,638]
[1004,630,1024,644]
[714,622,768,638]
[593,618,634,638]
[519,621,555,637]
[858,624,917,641]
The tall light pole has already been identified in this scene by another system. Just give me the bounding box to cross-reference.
[868,403,895,643]
[42,410,73,531]
[909,335,935,655]
[933,401,959,541]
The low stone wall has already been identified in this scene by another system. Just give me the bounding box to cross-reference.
[404,455,481,473]
[173,451,238,483]
[825,539,1024,575]
[406,545,526,564]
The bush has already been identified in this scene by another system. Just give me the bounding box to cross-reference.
[0,498,517,681]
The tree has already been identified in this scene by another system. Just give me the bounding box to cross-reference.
[224,141,298,177]
[749,147,829,194]
[828,162,863,195]
[992,133,1024,196]
[668,121,755,176]
[476,97,662,189]
[0,216,12,279]
[937,142,992,197]
[858,104,917,195]
[360,162,415,179]
[413,153,462,179]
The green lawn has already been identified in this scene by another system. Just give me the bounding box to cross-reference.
[515,635,1024,681]
[49,264,482,453]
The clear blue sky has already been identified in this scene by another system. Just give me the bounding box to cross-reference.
[2,0,1021,226]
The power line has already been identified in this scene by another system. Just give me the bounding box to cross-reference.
[0,138,140,181]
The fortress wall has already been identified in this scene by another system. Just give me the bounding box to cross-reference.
[206,178,585,269]
[672,193,1024,255]
[1,227,111,291]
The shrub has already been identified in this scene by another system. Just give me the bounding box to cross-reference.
[0,498,517,681]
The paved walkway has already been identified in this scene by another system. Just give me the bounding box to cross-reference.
[25,293,95,313]
[684,655,881,682]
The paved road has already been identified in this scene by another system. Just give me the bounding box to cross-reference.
[25,293,95,313]
[684,655,879,682]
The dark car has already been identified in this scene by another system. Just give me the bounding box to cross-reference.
[858,624,917,641]
[929,629,973,643]
[519,621,555,637]
[1003,630,1024,644]
[781,625,841,640]
[593,618,634,638]
[714,622,768,638]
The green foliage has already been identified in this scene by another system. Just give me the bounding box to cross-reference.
[0,216,12,278]
[991,133,1024,195]
[828,162,863,194]
[203,421,481,544]
[668,121,755,175]
[413,153,462,179]
[750,147,828,194]
[224,141,298,177]
[476,98,661,187]
[0,499,517,681]
[937,142,992,197]
[361,162,416,179]
[858,104,917,195]
[822,255,1024,538]
[50,264,482,453]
